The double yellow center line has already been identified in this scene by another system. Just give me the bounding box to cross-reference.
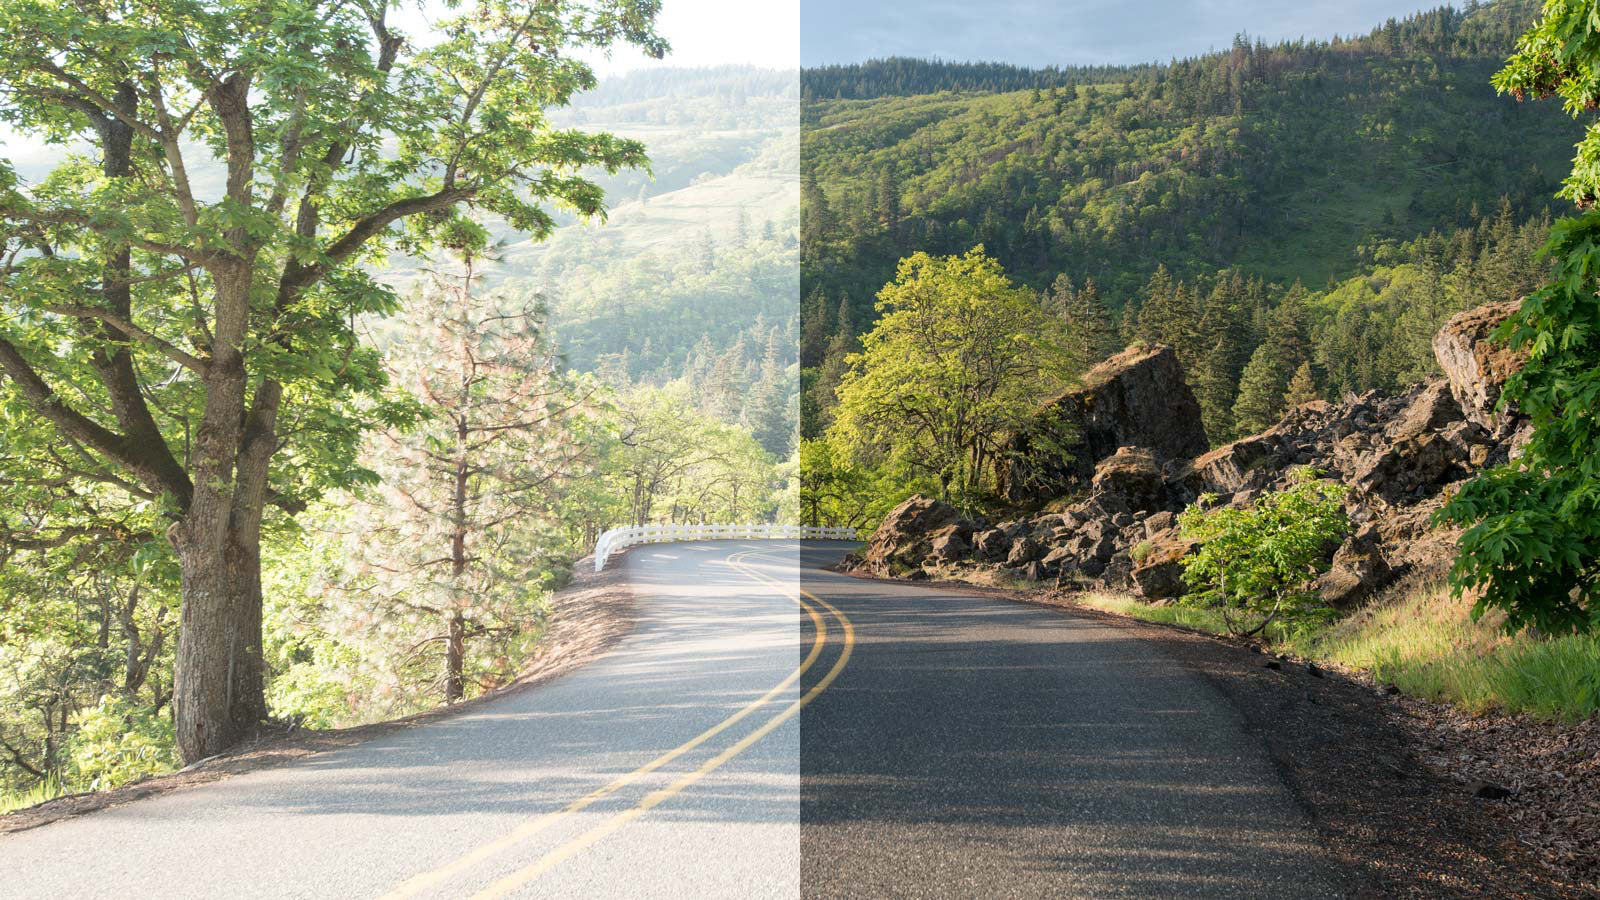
[379,545,852,899]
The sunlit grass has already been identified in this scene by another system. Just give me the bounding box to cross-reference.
[1074,582,1600,722]
[0,772,65,816]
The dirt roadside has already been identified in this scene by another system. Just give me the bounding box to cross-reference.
[0,554,636,836]
[836,570,1598,899]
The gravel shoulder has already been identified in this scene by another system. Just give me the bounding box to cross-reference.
[0,554,636,836]
[837,569,1596,899]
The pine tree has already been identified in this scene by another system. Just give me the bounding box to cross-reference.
[1233,342,1293,436]
[800,287,833,369]
[1135,264,1175,345]
[1284,361,1320,407]
[747,330,795,457]
[1048,274,1121,365]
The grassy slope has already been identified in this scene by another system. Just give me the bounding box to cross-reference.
[1076,583,1600,722]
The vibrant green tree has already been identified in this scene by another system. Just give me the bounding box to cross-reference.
[829,247,1075,505]
[1436,0,1600,635]
[0,0,662,761]
[1180,470,1349,636]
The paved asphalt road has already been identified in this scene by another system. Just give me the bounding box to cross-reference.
[0,540,1350,898]
[0,542,811,899]
[794,542,1350,899]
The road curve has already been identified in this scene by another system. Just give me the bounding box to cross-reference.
[1,540,1353,899]
[0,541,816,899]
[796,542,1352,899]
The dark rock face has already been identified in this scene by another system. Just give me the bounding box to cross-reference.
[1432,301,1524,433]
[1000,345,1208,503]
[855,495,968,577]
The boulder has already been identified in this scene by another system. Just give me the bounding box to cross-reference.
[1316,525,1394,609]
[1130,530,1197,599]
[1143,510,1177,537]
[1091,447,1165,512]
[1006,536,1043,567]
[1387,379,1464,442]
[971,528,1009,561]
[1000,345,1208,502]
[1432,301,1524,432]
[854,495,966,576]
[928,527,971,564]
[1176,433,1282,497]
[1350,432,1464,504]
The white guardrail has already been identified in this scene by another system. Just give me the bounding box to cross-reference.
[593,523,861,572]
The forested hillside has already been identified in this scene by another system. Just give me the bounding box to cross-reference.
[801,0,1575,445]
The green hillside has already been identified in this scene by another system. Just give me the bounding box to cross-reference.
[800,0,1574,324]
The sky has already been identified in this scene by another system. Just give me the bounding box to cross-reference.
[799,0,1463,68]
[586,0,798,75]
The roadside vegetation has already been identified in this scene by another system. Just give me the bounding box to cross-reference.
[1076,580,1600,723]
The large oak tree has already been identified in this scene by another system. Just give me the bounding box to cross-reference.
[0,0,662,761]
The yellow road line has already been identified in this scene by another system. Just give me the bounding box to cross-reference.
[468,552,853,899]
[376,548,825,900]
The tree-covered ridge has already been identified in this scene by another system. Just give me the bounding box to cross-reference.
[801,57,1148,103]
[800,0,1570,323]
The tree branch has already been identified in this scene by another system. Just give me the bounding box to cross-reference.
[45,305,207,373]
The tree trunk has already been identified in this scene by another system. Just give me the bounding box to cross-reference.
[172,523,266,760]
[445,613,466,703]
[170,269,276,763]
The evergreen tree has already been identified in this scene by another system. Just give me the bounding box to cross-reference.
[747,331,795,457]
[1284,361,1320,407]
[1233,342,1293,435]
[1049,275,1121,365]
[1192,272,1255,443]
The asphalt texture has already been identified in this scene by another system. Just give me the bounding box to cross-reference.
[0,540,1352,899]
[796,542,1351,899]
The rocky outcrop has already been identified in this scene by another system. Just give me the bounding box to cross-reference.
[1432,301,1524,433]
[854,495,970,577]
[999,345,1208,503]
[848,302,1527,613]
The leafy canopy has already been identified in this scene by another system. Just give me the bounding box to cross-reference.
[828,246,1075,505]
[1439,0,1600,634]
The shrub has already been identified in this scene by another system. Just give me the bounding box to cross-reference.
[65,695,180,791]
[1178,469,1348,636]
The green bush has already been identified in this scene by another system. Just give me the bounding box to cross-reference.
[65,695,179,791]
[1179,469,1348,636]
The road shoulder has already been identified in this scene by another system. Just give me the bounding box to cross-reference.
[826,568,1588,900]
[0,555,636,837]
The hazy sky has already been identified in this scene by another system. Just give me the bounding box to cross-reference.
[591,0,799,74]
[800,0,1467,68]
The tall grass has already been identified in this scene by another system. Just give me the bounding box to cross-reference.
[1076,582,1600,722]
[0,772,65,816]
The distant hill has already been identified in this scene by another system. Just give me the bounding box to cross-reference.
[377,66,799,387]
[799,0,1575,319]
